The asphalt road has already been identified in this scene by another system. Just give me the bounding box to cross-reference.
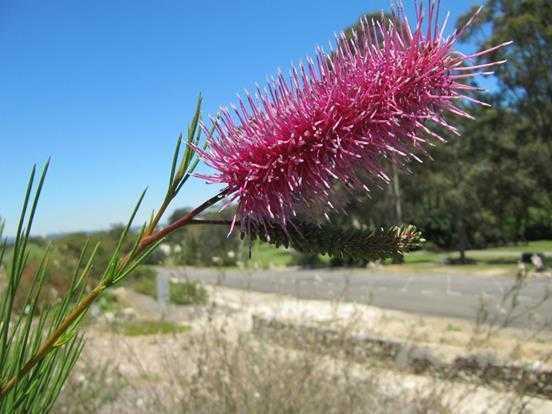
[157,267,552,327]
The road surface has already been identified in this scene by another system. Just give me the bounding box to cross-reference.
[157,266,552,327]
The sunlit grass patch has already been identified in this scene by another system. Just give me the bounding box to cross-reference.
[397,239,552,274]
[110,320,190,336]
[246,241,295,268]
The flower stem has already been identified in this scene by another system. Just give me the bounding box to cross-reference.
[139,189,229,250]
[188,218,234,226]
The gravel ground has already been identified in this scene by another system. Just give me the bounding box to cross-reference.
[55,286,552,413]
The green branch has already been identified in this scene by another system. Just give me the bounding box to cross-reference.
[246,221,424,262]
[0,96,227,408]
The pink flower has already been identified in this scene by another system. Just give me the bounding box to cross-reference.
[197,2,510,231]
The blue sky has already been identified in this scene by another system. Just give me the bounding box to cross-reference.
[1,0,486,236]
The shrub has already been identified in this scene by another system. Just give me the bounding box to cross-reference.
[129,271,157,297]
[290,252,323,268]
[170,280,208,305]
[128,272,208,306]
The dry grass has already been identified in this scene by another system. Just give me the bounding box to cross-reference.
[54,357,128,413]
[161,329,457,414]
[57,326,460,414]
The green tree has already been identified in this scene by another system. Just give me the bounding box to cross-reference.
[401,105,536,260]
[339,3,552,260]
[458,0,552,236]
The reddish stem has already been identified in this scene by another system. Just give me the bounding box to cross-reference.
[139,188,229,249]
[189,218,234,226]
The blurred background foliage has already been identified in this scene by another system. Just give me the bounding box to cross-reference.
[4,226,155,313]
[2,0,550,291]
[165,207,241,267]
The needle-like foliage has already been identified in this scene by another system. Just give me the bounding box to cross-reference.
[0,97,219,412]
[0,162,87,413]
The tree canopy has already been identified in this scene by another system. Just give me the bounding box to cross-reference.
[337,1,552,259]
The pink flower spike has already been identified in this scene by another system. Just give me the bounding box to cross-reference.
[197,1,509,232]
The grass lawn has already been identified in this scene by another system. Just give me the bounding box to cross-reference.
[246,240,552,272]
[401,240,552,274]
[246,241,295,268]
[248,239,552,275]
[4,240,550,282]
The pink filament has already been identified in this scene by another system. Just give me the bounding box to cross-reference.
[197,1,508,230]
